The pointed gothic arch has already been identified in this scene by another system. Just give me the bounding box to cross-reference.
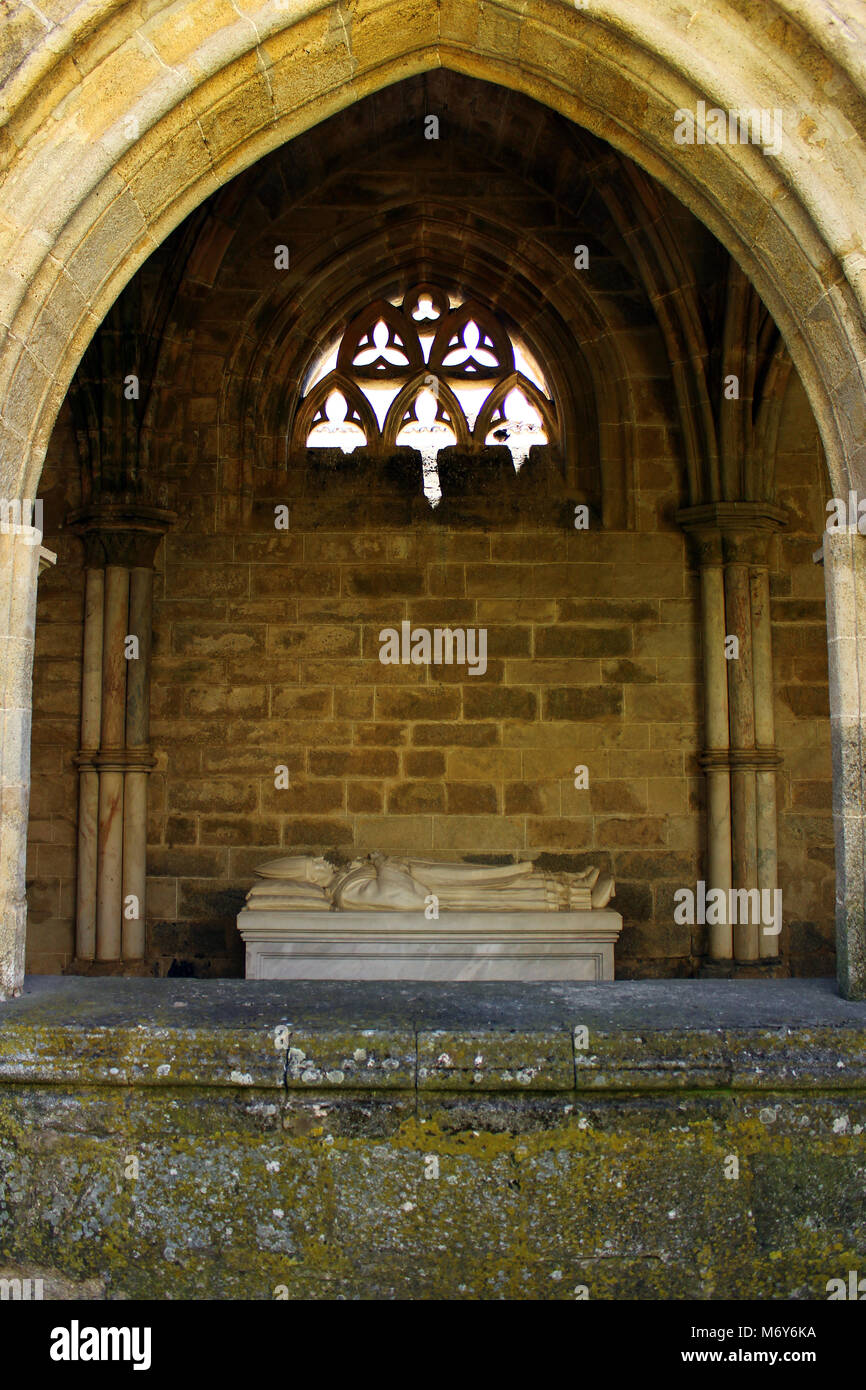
[2,0,866,999]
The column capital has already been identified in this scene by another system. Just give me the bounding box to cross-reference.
[67,502,176,568]
[676,502,788,566]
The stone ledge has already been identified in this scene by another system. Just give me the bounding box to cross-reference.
[2,979,866,1301]
[1,977,865,1093]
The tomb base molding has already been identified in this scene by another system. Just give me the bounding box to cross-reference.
[238,909,623,982]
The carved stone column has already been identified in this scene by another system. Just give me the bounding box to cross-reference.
[96,561,129,959]
[750,564,781,961]
[685,526,733,960]
[0,526,56,1000]
[75,566,103,961]
[122,566,155,960]
[723,531,761,960]
[69,504,173,965]
[678,503,785,968]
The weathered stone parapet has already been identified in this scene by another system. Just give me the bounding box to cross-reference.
[2,977,864,1089]
[0,978,865,1299]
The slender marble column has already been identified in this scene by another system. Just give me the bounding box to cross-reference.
[750,565,781,960]
[122,566,153,959]
[75,565,104,960]
[95,564,129,959]
[724,546,759,961]
[699,545,733,959]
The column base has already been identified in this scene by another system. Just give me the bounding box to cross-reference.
[699,957,787,980]
[698,960,736,979]
[63,958,157,978]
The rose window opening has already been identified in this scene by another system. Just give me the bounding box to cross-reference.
[294,285,558,502]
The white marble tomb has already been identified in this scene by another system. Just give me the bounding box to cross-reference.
[237,853,623,982]
[238,909,623,981]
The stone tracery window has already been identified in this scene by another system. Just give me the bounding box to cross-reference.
[292,285,558,499]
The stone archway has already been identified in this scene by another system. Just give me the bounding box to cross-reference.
[2,0,866,997]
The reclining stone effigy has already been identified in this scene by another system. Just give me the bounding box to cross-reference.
[237,852,621,982]
[243,851,615,913]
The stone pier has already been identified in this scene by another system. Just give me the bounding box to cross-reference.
[68,505,173,966]
[0,530,55,999]
[678,505,786,970]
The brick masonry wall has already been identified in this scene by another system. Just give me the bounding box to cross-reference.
[25,378,834,980]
